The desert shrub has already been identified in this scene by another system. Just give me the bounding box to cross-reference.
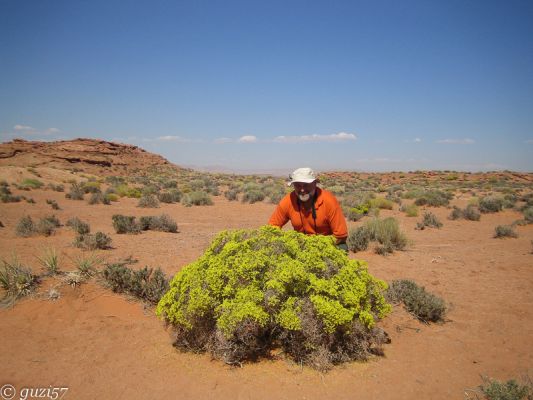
[241,189,265,204]
[369,197,394,210]
[357,217,408,254]
[88,192,109,205]
[102,264,169,305]
[494,225,518,239]
[37,247,60,276]
[224,189,239,201]
[448,206,463,220]
[0,256,39,307]
[158,189,182,203]
[502,194,518,209]
[73,232,112,250]
[16,216,35,237]
[105,193,119,202]
[115,184,142,198]
[479,196,504,213]
[522,207,533,224]
[46,199,60,210]
[346,226,370,252]
[35,215,60,236]
[416,212,443,230]
[26,197,36,204]
[46,183,64,192]
[1,184,21,203]
[137,194,160,208]
[478,375,532,400]
[400,203,419,217]
[66,217,90,235]
[414,190,453,207]
[20,178,43,190]
[181,191,213,206]
[156,226,392,370]
[81,181,101,194]
[139,214,178,233]
[66,183,85,200]
[385,280,446,323]
[343,206,367,222]
[464,205,481,221]
[112,214,141,234]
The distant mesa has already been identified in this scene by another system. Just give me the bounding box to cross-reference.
[0,138,181,176]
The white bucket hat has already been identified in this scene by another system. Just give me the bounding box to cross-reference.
[288,167,317,186]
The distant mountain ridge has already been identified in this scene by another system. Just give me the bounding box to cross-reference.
[0,138,180,176]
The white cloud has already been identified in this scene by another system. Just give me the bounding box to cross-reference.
[436,138,475,144]
[414,137,422,143]
[45,128,60,134]
[274,131,357,143]
[214,137,233,144]
[13,124,35,131]
[155,135,192,142]
[238,135,258,143]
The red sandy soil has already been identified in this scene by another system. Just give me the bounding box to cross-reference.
[1,172,532,400]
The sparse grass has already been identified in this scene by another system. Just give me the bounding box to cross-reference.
[474,375,532,400]
[37,247,60,276]
[494,225,518,239]
[66,217,90,235]
[112,214,141,234]
[46,199,60,210]
[20,178,43,190]
[369,197,394,210]
[347,217,408,254]
[400,203,419,217]
[16,216,35,237]
[0,255,39,307]
[102,263,169,305]
[386,279,446,323]
[181,191,213,206]
[72,253,102,279]
[139,214,178,233]
[479,196,504,213]
[66,183,85,200]
[416,212,443,230]
[73,232,112,250]
[137,194,160,208]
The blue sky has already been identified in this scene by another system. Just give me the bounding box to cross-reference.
[1,0,532,172]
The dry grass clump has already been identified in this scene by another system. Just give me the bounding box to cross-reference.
[449,205,481,221]
[473,375,532,400]
[66,217,90,235]
[494,225,518,239]
[386,279,446,323]
[416,212,443,230]
[400,203,419,217]
[102,263,169,305]
[139,214,178,233]
[73,232,112,250]
[137,194,160,208]
[112,214,141,234]
[181,191,213,206]
[16,215,61,237]
[413,190,453,207]
[479,196,504,213]
[0,255,39,307]
[347,217,408,254]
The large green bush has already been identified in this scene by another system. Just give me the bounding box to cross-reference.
[157,226,391,370]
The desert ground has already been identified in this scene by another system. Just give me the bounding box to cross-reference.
[1,161,532,400]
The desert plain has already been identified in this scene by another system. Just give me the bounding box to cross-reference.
[0,139,532,400]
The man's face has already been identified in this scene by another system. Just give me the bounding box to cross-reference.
[293,181,317,202]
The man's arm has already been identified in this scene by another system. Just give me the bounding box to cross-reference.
[268,195,290,228]
[328,195,348,243]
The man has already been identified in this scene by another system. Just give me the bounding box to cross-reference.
[268,167,348,250]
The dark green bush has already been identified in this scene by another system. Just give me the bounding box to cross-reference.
[137,194,160,208]
[479,196,504,213]
[386,280,446,323]
[1,184,21,203]
[112,214,141,234]
[156,226,392,370]
[139,214,178,233]
[416,212,443,230]
[102,263,169,305]
[66,217,90,235]
[414,190,453,207]
[181,191,213,206]
[73,232,112,250]
[16,216,35,237]
[494,225,518,239]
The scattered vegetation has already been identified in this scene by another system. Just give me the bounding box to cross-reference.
[472,375,532,400]
[0,255,39,307]
[20,178,43,190]
[416,212,443,230]
[37,247,60,276]
[157,226,392,370]
[102,263,169,305]
[385,280,446,323]
[66,217,90,235]
[73,232,112,250]
[347,217,408,255]
[494,225,518,239]
[181,191,213,206]
[46,199,61,210]
[137,194,160,208]
[479,196,504,213]
[400,203,419,217]
[139,214,178,233]
[112,214,141,234]
[413,190,453,207]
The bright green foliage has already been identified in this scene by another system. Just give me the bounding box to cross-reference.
[157,226,391,367]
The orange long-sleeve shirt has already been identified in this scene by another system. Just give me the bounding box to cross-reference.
[268,188,348,242]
